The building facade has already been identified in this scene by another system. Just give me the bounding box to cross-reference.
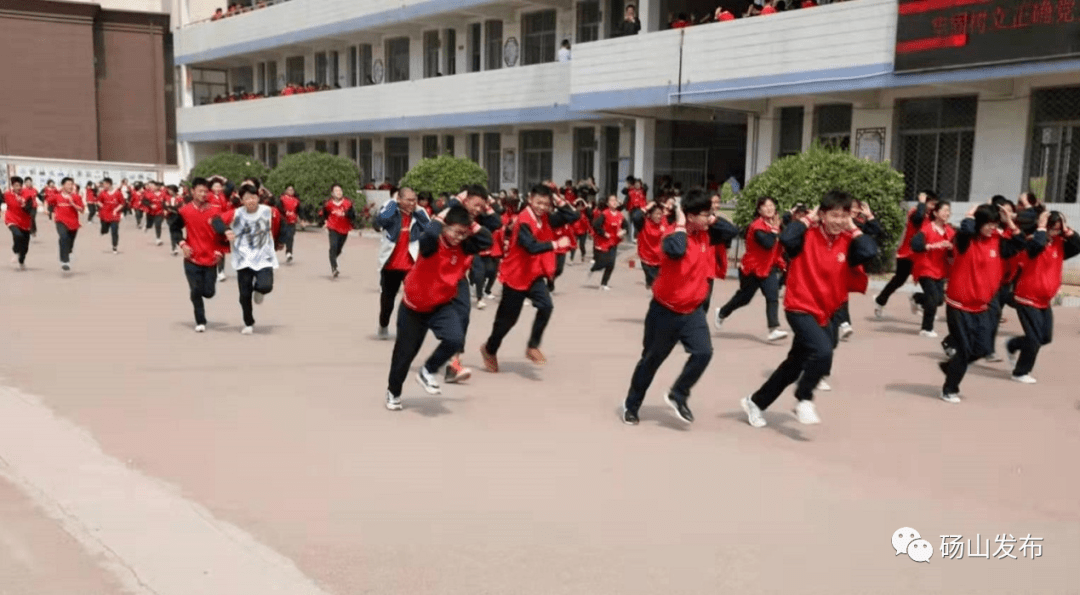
[171,0,1080,210]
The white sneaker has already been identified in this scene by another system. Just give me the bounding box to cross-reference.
[713,307,724,330]
[253,291,264,305]
[155,239,163,246]
[241,326,254,335]
[873,296,884,318]
[484,293,495,300]
[767,329,788,341]
[416,367,442,395]
[477,299,486,310]
[839,322,853,340]
[1011,374,1037,384]
[600,285,612,291]
[1007,347,1019,367]
[377,326,390,340]
[286,253,293,263]
[794,400,822,424]
[919,330,939,338]
[217,272,226,282]
[909,294,922,315]
[741,396,767,428]
[194,324,206,333]
[816,378,832,391]
[385,390,402,411]
[940,392,961,404]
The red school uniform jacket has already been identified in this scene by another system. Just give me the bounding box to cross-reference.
[142,190,165,216]
[322,199,354,235]
[739,217,784,278]
[713,243,729,280]
[652,224,737,314]
[3,191,32,230]
[404,222,489,312]
[385,211,415,271]
[98,190,125,223]
[500,207,557,291]
[129,190,145,211]
[636,217,668,266]
[945,226,1010,313]
[52,192,84,231]
[178,201,225,267]
[1012,231,1080,309]
[593,208,624,252]
[912,221,956,280]
[85,188,97,206]
[279,195,300,224]
[20,187,38,208]
[553,223,576,255]
[626,188,647,211]
[896,204,927,260]
[480,227,505,258]
[783,224,873,326]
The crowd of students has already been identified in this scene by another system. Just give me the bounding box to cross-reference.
[5,171,1076,426]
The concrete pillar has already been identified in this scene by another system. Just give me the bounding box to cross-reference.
[178,141,195,177]
[178,65,194,108]
[634,117,656,189]
[638,0,661,34]
[617,121,633,198]
[801,101,816,152]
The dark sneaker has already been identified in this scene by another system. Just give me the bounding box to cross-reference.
[622,407,639,425]
[664,392,694,423]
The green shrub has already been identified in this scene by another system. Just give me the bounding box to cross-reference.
[399,154,489,195]
[734,145,907,273]
[188,152,269,186]
[265,152,365,226]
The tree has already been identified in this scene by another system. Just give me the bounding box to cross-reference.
[188,153,269,186]
[733,145,907,272]
[265,152,365,226]
[398,154,489,195]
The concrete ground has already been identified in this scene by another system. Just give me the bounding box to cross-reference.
[0,217,1077,595]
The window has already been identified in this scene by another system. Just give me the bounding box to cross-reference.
[287,141,306,154]
[483,133,501,191]
[315,52,327,86]
[230,65,254,94]
[235,143,255,157]
[573,127,597,182]
[815,104,853,151]
[330,51,339,87]
[330,140,340,155]
[315,140,328,153]
[347,46,358,87]
[286,56,305,85]
[468,23,482,73]
[386,138,410,184]
[257,62,266,94]
[777,106,804,158]
[359,44,373,86]
[444,29,457,76]
[897,96,978,202]
[520,130,554,187]
[1029,86,1080,203]
[191,68,226,105]
[523,10,557,65]
[485,20,502,70]
[577,1,601,43]
[467,133,481,163]
[349,138,358,161]
[268,143,279,167]
[359,139,373,183]
[265,61,277,94]
[443,135,455,156]
[386,37,410,83]
[424,31,440,78]
[423,135,439,159]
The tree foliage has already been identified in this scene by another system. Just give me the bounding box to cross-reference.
[734,145,907,272]
[188,152,269,186]
[265,152,365,225]
[399,154,489,196]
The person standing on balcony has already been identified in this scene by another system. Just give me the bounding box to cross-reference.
[322,183,356,279]
[375,188,430,339]
[614,4,642,36]
[558,40,571,62]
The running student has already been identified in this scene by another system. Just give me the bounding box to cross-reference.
[322,184,355,278]
[589,194,626,290]
[909,200,956,338]
[164,185,184,255]
[549,209,575,292]
[875,190,937,316]
[212,182,284,335]
[385,206,492,411]
[52,177,85,272]
[635,201,671,290]
[1005,211,1080,384]
[142,181,166,245]
[4,176,32,270]
[936,204,1023,403]
[714,196,788,341]
[85,182,98,222]
[375,188,430,338]
[21,177,39,237]
[570,199,591,263]
[480,184,580,372]
[97,178,124,254]
[705,192,731,314]
[472,221,504,308]
[171,177,226,332]
[622,190,738,425]
[277,185,300,262]
[741,190,879,428]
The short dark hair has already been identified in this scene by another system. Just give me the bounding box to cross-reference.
[819,190,854,212]
[755,196,776,214]
[61,177,73,185]
[530,184,553,198]
[920,189,939,201]
[1048,210,1065,230]
[238,183,260,197]
[974,203,1001,229]
[681,188,711,215]
[417,190,432,202]
[191,177,210,190]
[465,184,488,198]
[101,177,113,185]
[9,176,22,185]
[930,200,951,215]
[444,205,471,227]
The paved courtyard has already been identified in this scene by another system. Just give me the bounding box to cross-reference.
[0,219,1077,594]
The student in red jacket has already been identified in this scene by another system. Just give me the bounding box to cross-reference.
[570,199,592,263]
[142,181,167,246]
[622,189,738,425]
[321,184,355,278]
[588,194,626,290]
[85,182,98,222]
[715,196,788,341]
[277,185,300,262]
[385,206,492,411]
[130,182,146,229]
[741,190,879,428]
[1005,211,1080,384]
[97,178,125,254]
[875,190,937,316]
[20,178,39,237]
[909,200,956,338]
[635,201,670,289]
[4,176,33,270]
[480,184,579,372]
[171,177,226,332]
[549,218,575,292]
[52,177,86,272]
[707,193,731,311]
[981,194,1022,362]
[936,204,1024,403]
[472,224,504,309]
